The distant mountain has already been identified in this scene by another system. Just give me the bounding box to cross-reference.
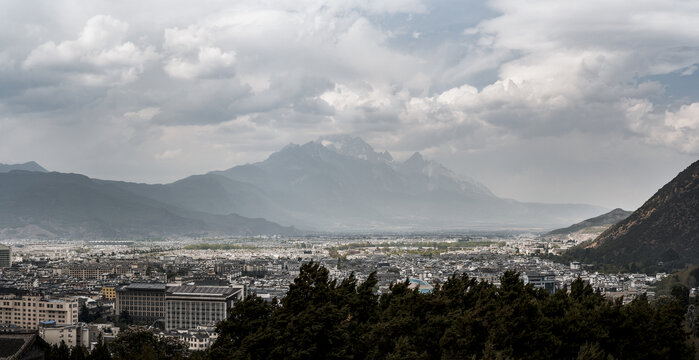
[0,137,608,236]
[0,171,297,239]
[566,159,699,270]
[547,208,632,236]
[207,135,604,230]
[0,161,47,173]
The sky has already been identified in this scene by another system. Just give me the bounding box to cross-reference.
[0,0,697,210]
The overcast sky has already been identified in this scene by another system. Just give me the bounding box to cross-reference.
[1,0,698,210]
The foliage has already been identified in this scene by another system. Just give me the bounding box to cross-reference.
[79,304,104,323]
[109,329,188,360]
[205,262,694,360]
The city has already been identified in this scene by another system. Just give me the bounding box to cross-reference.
[0,233,675,353]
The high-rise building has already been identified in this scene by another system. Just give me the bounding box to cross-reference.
[0,244,11,268]
[115,283,166,324]
[165,285,243,331]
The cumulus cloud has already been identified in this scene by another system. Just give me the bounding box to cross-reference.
[22,15,158,86]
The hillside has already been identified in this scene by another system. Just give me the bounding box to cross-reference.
[566,159,699,270]
[0,161,47,173]
[547,208,632,236]
[0,171,298,239]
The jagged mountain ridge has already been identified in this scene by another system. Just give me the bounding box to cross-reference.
[209,136,604,230]
[0,136,606,235]
[566,159,699,269]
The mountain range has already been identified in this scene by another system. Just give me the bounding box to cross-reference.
[0,170,297,239]
[566,159,699,270]
[0,136,607,238]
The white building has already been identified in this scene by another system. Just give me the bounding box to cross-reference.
[39,322,90,348]
[0,293,78,330]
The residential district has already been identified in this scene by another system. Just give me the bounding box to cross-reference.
[0,234,683,355]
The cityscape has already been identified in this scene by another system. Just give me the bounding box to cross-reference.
[0,231,680,353]
[0,0,698,358]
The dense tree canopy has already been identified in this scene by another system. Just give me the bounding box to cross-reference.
[207,262,693,360]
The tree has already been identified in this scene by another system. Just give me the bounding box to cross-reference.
[109,329,187,360]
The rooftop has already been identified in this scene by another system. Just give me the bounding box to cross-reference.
[119,283,166,291]
[166,286,237,297]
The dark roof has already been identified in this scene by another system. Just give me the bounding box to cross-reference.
[0,331,48,360]
[0,338,25,358]
[118,283,166,292]
[166,285,237,297]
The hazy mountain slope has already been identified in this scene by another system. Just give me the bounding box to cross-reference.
[548,208,632,236]
[566,159,699,269]
[213,136,604,230]
[102,174,298,226]
[0,161,47,173]
[0,171,297,239]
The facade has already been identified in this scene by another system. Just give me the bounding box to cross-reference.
[115,283,166,324]
[100,286,116,300]
[63,265,112,280]
[0,294,79,330]
[524,273,557,294]
[165,285,243,331]
[0,244,11,268]
[39,322,90,348]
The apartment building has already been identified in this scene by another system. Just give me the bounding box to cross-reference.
[100,286,116,300]
[0,244,11,268]
[39,322,90,348]
[0,293,79,330]
[115,283,166,324]
[63,265,113,280]
[165,285,243,331]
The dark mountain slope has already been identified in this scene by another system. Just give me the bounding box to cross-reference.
[102,174,296,225]
[0,171,297,239]
[566,159,699,269]
[548,208,632,236]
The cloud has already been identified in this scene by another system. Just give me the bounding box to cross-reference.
[22,15,158,86]
[164,46,236,79]
[0,0,698,209]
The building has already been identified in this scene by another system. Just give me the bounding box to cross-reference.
[0,293,79,330]
[100,286,116,300]
[524,272,557,294]
[0,244,11,268]
[39,322,89,348]
[63,265,113,280]
[87,322,120,349]
[115,283,166,324]
[157,329,218,351]
[165,285,243,331]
